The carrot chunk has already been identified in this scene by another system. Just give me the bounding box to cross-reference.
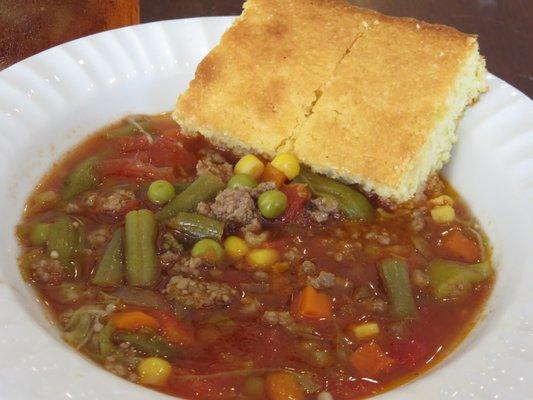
[261,163,287,187]
[110,310,160,331]
[440,229,480,263]
[292,285,333,320]
[349,342,395,377]
[265,371,304,400]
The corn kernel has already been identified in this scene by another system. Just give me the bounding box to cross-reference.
[430,205,456,223]
[270,261,289,273]
[246,248,280,268]
[137,357,172,386]
[349,322,380,340]
[224,236,249,260]
[234,154,265,179]
[271,153,301,180]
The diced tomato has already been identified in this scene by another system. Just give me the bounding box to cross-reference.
[115,135,150,153]
[169,375,242,400]
[151,117,181,136]
[98,157,174,181]
[389,339,429,367]
[150,310,196,346]
[113,134,198,175]
[147,135,198,173]
[280,183,311,223]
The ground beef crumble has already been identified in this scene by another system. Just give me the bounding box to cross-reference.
[409,208,426,232]
[169,256,203,277]
[262,310,314,336]
[31,258,64,284]
[198,187,258,226]
[87,227,112,248]
[364,230,393,245]
[308,271,336,289]
[250,182,276,197]
[100,189,136,212]
[164,275,238,309]
[159,251,181,266]
[308,196,340,223]
[196,150,233,182]
[72,188,137,215]
[262,311,298,331]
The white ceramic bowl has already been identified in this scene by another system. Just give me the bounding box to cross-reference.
[0,17,532,400]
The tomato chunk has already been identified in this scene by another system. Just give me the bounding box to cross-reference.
[150,310,195,346]
[148,135,198,173]
[280,183,311,223]
[98,157,174,181]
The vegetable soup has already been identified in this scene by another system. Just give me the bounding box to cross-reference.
[17,113,493,399]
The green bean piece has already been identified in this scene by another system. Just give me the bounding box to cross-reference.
[243,377,265,398]
[106,118,152,138]
[31,190,59,211]
[63,311,92,347]
[156,173,225,221]
[166,212,224,241]
[46,282,95,304]
[47,216,78,267]
[379,258,418,320]
[96,322,116,356]
[112,331,182,360]
[29,222,51,245]
[91,228,124,287]
[125,209,158,287]
[173,182,191,194]
[110,287,172,310]
[61,155,100,200]
[295,167,374,221]
[427,259,493,299]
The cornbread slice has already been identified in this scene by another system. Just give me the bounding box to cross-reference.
[174,0,487,202]
[289,17,487,202]
[174,0,374,156]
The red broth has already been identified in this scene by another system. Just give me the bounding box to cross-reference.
[17,113,493,399]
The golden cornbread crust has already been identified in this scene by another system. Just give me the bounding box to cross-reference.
[174,0,487,202]
[174,0,373,156]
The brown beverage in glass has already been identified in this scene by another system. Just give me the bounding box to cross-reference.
[0,0,139,69]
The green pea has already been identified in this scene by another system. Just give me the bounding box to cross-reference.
[29,223,51,246]
[227,174,257,189]
[147,180,176,205]
[258,190,287,219]
[191,239,224,264]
